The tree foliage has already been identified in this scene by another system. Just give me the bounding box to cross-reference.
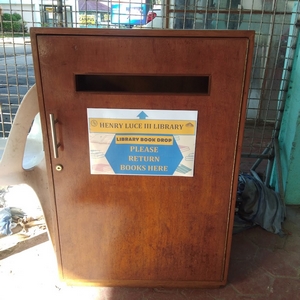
[1,13,27,33]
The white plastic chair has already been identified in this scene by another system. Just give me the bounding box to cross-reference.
[0,84,55,244]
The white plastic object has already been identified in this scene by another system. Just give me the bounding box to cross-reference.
[0,85,55,244]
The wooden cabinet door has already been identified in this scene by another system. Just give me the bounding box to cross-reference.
[31,28,254,287]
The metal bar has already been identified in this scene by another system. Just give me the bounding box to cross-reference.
[257,0,277,122]
[265,152,275,187]
[250,141,273,170]
[241,153,271,159]
[49,113,60,159]
[274,138,285,210]
[0,103,4,137]
[168,9,294,15]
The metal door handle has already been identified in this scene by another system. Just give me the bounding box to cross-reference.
[49,114,61,158]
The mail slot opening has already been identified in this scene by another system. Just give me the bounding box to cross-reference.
[75,74,210,94]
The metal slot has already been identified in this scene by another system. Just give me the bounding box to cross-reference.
[75,74,210,94]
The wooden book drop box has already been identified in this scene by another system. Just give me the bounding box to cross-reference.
[31,28,254,288]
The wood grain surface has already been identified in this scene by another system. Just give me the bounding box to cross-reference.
[30,28,254,287]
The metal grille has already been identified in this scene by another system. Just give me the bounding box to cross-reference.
[0,0,299,179]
